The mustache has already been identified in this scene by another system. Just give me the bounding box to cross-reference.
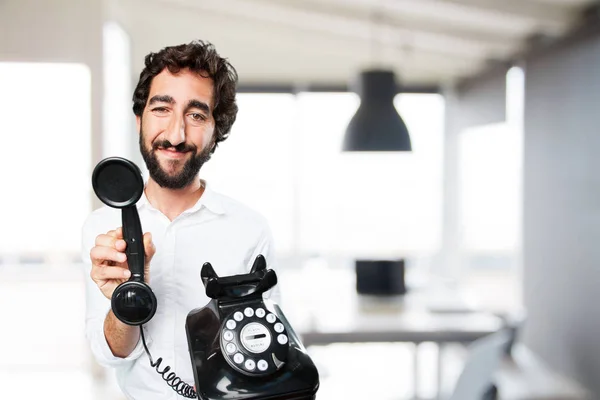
[152,139,196,153]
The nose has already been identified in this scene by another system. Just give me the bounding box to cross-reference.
[164,114,185,147]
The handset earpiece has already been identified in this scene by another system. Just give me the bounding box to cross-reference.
[92,157,157,326]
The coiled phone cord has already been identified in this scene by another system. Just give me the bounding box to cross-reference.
[140,326,198,398]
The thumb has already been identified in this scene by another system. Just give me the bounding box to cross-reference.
[143,232,155,284]
[143,232,155,265]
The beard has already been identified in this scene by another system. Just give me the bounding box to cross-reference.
[139,128,213,189]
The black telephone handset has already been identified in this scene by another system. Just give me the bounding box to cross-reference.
[186,256,320,400]
[92,157,157,326]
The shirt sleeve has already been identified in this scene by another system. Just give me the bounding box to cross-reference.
[81,213,150,368]
[246,222,281,305]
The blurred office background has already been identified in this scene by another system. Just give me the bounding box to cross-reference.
[1,0,599,399]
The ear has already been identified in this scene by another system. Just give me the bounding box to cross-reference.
[210,135,218,154]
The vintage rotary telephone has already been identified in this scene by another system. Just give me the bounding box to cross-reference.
[186,256,320,400]
[92,157,319,399]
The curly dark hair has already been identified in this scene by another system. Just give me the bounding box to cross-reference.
[132,40,238,152]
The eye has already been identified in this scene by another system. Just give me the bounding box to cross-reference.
[189,113,206,121]
[152,107,168,114]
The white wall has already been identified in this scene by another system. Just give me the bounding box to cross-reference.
[523,29,600,395]
[439,70,508,280]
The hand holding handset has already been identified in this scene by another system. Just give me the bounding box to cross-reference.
[186,256,320,400]
[92,157,157,325]
[92,157,196,398]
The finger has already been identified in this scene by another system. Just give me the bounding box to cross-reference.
[110,228,126,251]
[95,232,127,251]
[143,232,156,262]
[95,232,120,248]
[90,245,127,265]
[91,265,131,281]
[105,228,124,240]
[114,238,127,252]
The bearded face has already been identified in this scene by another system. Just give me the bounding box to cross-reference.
[137,68,218,189]
[139,127,214,189]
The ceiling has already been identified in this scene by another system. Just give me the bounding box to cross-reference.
[110,0,597,89]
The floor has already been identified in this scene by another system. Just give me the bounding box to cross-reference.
[0,262,517,400]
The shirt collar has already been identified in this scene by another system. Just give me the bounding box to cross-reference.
[136,179,226,216]
[194,180,226,215]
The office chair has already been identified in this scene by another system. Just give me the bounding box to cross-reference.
[447,329,511,400]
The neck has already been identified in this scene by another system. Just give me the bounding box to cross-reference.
[145,176,205,221]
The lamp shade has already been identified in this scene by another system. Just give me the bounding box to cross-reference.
[342,70,412,151]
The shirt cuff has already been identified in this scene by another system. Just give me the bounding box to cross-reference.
[88,310,150,368]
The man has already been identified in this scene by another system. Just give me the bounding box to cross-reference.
[81,40,276,399]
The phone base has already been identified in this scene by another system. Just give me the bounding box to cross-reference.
[186,299,319,400]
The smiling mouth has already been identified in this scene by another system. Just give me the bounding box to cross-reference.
[157,148,190,159]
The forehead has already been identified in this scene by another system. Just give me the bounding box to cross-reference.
[148,68,214,108]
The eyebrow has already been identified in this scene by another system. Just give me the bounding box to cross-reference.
[148,95,211,114]
[187,99,211,114]
[148,94,175,106]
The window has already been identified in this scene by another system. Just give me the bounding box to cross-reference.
[0,62,91,257]
[458,66,524,258]
[202,94,296,253]
[456,66,524,311]
[459,123,522,253]
[296,93,444,258]
[103,21,134,159]
[203,92,445,259]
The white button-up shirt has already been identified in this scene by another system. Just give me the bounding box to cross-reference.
[81,181,277,399]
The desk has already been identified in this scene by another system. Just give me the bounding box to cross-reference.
[300,305,504,346]
[278,265,505,399]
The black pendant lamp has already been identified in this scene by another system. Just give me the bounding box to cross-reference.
[342,69,412,151]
